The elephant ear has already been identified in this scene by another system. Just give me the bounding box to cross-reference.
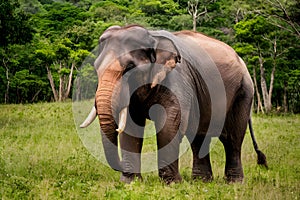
[149,30,181,88]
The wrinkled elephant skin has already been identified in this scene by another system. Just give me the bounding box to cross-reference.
[81,25,268,184]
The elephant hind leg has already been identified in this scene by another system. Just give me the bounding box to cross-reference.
[187,134,213,182]
[219,136,244,183]
[220,93,252,183]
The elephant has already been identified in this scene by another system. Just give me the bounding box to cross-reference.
[80,25,268,184]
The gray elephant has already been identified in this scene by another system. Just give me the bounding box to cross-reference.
[80,25,267,184]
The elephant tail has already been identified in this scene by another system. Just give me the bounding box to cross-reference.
[248,117,268,169]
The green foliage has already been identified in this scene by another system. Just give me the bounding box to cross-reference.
[19,0,44,14]
[288,69,300,113]
[35,39,56,64]
[233,1,300,113]
[168,14,193,31]
[0,103,299,198]
[74,63,97,101]
[10,69,47,103]
[140,0,180,16]
[31,2,87,37]
[89,1,129,22]
[0,0,34,46]
[234,16,273,44]
[135,0,183,28]
[0,0,299,112]
[233,43,256,56]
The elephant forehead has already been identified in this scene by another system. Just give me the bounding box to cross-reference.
[107,29,154,51]
[95,51,118,71]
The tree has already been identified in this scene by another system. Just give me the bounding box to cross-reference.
[255,0,300,112]
[31,2,87,38]
[234,16,277,113]
[89,1,129,22]
[0,0,297,111]
[36,38,90,102]
[234,12,299,113]
[288,69,300,113]
[0,0,34,103]
[187,0,208,31]
[136,0,182,28]
[0,0,33,46]
[168,14,193,31]
[264,0,300,38]
[10,69,47,103]
[19,0,44,14]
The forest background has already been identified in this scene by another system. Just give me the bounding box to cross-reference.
[0,0,299,113]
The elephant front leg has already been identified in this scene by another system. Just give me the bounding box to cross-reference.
[188,134,213,182]
[153,103,183,184]
[150,92,182,184]
[119,118,144,183]
[157,130,182,184]
[119,132,144,183]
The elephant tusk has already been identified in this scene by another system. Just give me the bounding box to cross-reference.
[116,107,128,134]
[151,58,176,88]
[80,106,97,128]
[151,70,167,88]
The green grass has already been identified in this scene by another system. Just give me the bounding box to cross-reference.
[0,102,299,199]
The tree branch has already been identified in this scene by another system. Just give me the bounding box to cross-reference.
[265,0,300,37]
[196,6,207,18]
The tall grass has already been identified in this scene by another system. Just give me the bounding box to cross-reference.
[0,102,299,199]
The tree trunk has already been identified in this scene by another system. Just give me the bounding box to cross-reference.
[283,81,288,113]
[75,76,81,101]
[65,62,75,100]
[268,64,276,111]
[253,65,264,114]
[259,54,272,113]
[4,62,10,104]
[31,89,42,102]
[235,8,241,24]
[46,65,58,101]
[59,61,63,102]
[193,15,197,31]
[268,37,277,112]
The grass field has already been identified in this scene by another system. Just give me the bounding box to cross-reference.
[0,102,299,199]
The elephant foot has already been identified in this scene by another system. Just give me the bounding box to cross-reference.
[192,173,213,182]
[159,170,182,184]
[224,168,244,183]
[192,165,213,182]
[161,174,182,185]
[120,173,142,184]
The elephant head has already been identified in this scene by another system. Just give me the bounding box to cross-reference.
[80,25,181,171]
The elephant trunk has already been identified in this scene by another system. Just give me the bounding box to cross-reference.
[96,59,124,171]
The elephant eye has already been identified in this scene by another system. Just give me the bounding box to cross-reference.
[123,62,135,75]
